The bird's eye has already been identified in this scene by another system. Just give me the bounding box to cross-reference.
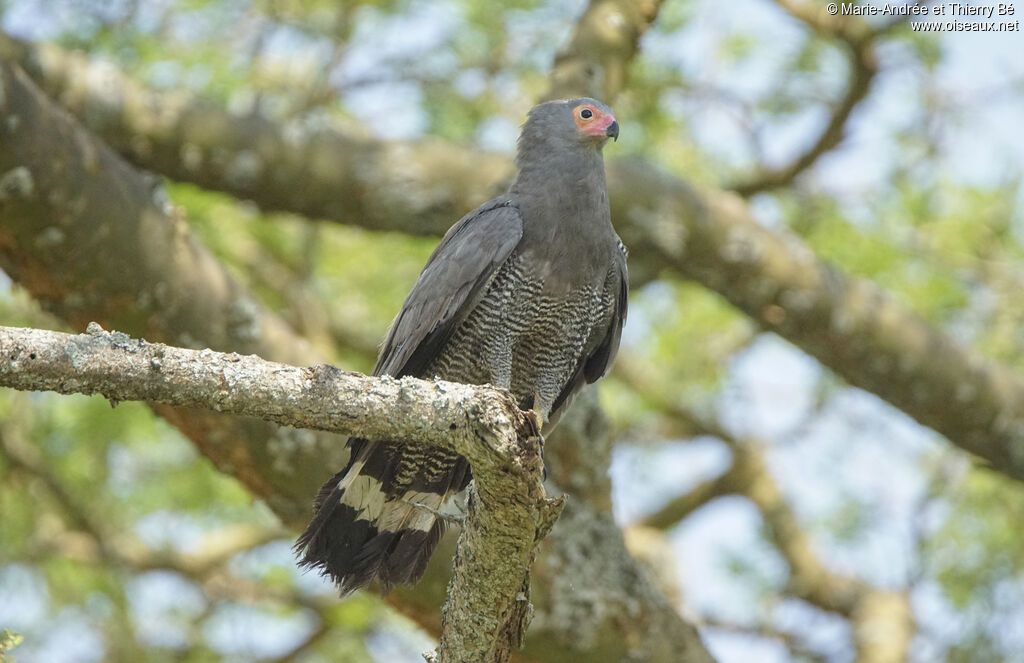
[580,108,593,119]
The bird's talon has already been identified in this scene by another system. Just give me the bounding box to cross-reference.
[526,395,546,436]
[524,410,542,437]
[411,500,466,526]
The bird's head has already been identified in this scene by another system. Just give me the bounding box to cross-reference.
[519,97,619,155]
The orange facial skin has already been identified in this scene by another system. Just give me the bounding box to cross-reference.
[572,103,617,138]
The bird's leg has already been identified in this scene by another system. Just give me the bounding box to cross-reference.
[528,393,545,434]
[407,496,467,526]
[528,394,547,481]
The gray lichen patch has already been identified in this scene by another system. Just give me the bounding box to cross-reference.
[0,166,34,200]
[267,427,319,474]
[534,504,646,654]
[225,149,263,188]
[227,297,263,344]
[63,339,87,371]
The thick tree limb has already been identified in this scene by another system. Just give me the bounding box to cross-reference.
[544,0,664,101]
[7,35,1023,484]
[608,162,1024,483]
[0,323,558,663]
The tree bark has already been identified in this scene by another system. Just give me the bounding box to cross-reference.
[544,0,665,102]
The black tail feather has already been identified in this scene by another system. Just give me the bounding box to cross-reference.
[294,438,470,595]
[381,523,445,592]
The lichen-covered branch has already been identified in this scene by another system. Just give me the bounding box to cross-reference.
[0,324,526,446]
[0,323,717,662]
[0,323,559,663]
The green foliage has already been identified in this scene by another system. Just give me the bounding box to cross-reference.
[815,496,870,544]
[0,630,23,660]
[923,467,1024,657]
[929,469,1024,601]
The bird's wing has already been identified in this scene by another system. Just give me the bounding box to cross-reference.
[548,237,628,427]
[583,237,629,383]
[374,197,524,378]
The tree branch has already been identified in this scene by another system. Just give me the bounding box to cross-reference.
[730,0,926,195]
[1,427,342,661]
[544,0,665,101]
[607,160,1024,483]
[0,31,509,237]
[0,55,345,527]
[772,0,926,44]
[0,324,524,445]
[0,323,558,663]
[729,28,878,195]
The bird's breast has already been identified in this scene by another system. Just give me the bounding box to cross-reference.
[423,251,616,410]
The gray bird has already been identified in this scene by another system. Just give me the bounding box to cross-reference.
[295,97,628,594]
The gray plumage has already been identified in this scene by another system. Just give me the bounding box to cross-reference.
[296,97,628,594]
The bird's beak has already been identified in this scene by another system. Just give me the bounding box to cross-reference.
[605,120,619,142]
